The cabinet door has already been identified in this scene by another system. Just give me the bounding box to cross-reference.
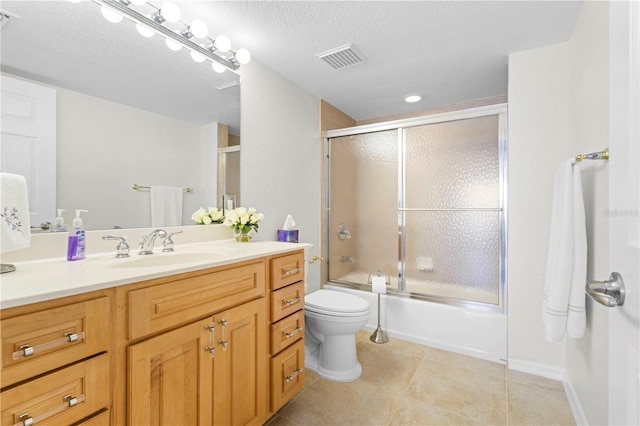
[213,299,266,426]
[128,317,214,425]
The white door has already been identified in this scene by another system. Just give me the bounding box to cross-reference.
[0,75,56,228]
[608,2,640,424]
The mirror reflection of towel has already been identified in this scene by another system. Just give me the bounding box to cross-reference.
[0,173,31,252]
[150,186,183,227]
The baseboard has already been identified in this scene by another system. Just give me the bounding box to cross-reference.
[507,358,565,381]
[562,378,588,426]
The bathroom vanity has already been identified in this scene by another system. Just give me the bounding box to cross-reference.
[0,238,307,425]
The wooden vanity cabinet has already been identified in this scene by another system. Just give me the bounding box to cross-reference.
[0,291,112,426]
[117,258,267,426]
[267,251,306,414]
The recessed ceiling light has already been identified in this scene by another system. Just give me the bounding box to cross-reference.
[404,95,422,103]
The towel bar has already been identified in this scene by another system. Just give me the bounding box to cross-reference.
[575,148,609,162]
[132,184,193,193]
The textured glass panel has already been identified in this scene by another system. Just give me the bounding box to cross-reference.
[328,131,398,284]
[405,116,499,209]
[403,211,500,305]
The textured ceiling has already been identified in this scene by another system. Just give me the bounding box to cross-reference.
[0,1,584,129]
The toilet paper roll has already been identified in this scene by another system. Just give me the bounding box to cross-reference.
[372,276,387,294]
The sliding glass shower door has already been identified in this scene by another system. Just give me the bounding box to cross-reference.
[326,106,506,311]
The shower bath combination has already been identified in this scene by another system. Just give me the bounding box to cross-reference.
[324,104,508,362]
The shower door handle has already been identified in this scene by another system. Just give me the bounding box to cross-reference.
[586,272,625,307]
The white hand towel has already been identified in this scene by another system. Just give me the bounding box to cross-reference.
[0,173,31,252]
[542,159,587,342]
[150,186,183,227]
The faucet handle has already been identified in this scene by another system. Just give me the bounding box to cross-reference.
[162,231,184,252]
[102,235,130,258]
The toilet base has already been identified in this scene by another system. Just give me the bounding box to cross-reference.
[304,353,362,382]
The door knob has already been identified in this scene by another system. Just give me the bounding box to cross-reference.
[586,272,625,307]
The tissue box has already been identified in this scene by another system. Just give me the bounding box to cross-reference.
[277,230,299,243]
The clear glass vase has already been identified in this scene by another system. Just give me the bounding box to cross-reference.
[234,229,253,242]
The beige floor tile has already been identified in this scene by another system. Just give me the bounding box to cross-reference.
[278,378,401,425]
[389,396,486,426]
[508,381,575,426]
[424,347,506,379]
[507,369,564,392]
[264,413,301,426]
[405,358,507,425]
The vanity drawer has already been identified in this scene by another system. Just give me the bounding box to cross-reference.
[1,297,110,387]
[270,339,305,413]
[128,260,265,340]
[270,251,305,290]
[271,310,304,355]
[1,354,109,426]
[270,281,304,323]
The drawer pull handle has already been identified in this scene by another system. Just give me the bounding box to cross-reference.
[284,326,303,339]
[18,414,33,426]
[204,346,215,358]
[64,394,78,407]
[282,296,302,307]
[13,395,85,426]
[284,368,303,383]
[12,332,86,360]
[283,266,303,276]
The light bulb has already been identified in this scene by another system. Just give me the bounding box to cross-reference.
[235,48,251,64]
[101,6,123,23]
[191,50,206,63]
[404,95,421,103]
[160,2,181,23]
[214,35,231,52]
[136,23,155,38]
[189,19,208,39]
[165,37,182,51]
[211,62,226,73]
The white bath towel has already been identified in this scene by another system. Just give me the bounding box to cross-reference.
[0,173,31,252]
[542,159,587,342]
[150,186,183,227]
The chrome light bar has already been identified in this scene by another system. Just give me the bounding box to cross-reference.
[91,0,240,71]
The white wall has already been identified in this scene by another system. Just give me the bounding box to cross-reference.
[240,60,322,291]
[508,42,570,375]
[56,87,215,230]
[508,3,610,423]
[565,2,610,424]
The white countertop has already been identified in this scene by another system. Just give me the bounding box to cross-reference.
[1,240,310,309]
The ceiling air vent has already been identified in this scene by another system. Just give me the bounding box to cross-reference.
[317,44,366,70]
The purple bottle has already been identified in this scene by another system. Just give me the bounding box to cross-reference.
[67,209,88,261]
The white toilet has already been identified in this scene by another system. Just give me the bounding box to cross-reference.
[304,289,371,382]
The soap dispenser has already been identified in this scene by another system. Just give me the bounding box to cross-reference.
[67,209,88,261]
[51,209,67,233]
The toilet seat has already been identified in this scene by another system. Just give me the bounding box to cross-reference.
[305,289,370,316]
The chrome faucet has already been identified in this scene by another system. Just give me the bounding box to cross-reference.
[138,229,167,255]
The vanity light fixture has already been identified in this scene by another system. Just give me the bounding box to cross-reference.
[87,0,250,72]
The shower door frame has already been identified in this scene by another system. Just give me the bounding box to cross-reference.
[324,103,508,314]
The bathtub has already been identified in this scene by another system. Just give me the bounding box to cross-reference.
[323,284,507,364]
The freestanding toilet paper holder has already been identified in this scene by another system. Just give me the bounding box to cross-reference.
[367,271,390,344]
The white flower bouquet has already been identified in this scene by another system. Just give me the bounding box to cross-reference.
[223,207,264,241]
[191,207,225,225]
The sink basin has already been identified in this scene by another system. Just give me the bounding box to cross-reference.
[109,251,229,269]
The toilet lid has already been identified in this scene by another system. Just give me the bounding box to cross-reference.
[305,289,369,314]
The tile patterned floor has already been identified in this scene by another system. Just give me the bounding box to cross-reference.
[266,331,575,426]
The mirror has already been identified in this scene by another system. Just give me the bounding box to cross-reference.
[0,1,240,231]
